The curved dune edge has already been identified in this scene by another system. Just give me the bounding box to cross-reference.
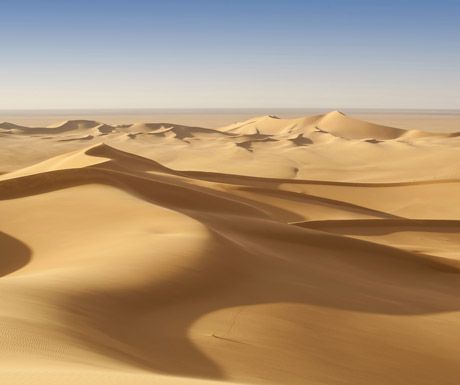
[0,231,32,277]
[1,119,460,385]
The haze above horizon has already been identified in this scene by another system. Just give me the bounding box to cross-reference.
[1,0,459,109]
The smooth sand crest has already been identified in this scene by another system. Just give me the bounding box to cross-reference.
[1,112,460,385]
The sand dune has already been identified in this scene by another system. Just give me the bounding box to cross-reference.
[1,119,115,135]
[3,111,459,181]
[1,112,460,384]
[315,110,407,139]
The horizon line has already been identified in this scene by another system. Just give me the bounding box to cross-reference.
[1,107,460,113]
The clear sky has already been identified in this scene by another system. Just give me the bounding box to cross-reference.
[1,0,459,109]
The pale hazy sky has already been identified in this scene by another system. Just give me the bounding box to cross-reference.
[1,0,459,109]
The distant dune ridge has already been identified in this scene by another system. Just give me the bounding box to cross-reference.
[1,111,460,385]
[1,110,460,181]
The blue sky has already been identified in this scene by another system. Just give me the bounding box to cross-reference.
[1,0,459,109]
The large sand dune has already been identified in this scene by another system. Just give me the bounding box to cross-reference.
[1,112,460,384]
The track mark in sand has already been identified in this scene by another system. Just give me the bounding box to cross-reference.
[211,333,248,345]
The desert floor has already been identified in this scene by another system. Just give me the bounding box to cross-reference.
[1,111,460,385]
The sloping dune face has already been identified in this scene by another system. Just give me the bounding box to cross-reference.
[1,113,460,385]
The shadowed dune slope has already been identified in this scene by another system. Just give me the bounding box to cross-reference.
[0,231,31,277]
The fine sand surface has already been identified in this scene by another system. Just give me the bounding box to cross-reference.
[1,111,460,385]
